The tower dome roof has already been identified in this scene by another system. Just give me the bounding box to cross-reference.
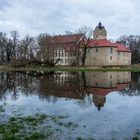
[93,22,107,40]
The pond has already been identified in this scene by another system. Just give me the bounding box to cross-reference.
[0,71,140,140]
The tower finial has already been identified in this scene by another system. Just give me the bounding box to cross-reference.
[98,22,102,29]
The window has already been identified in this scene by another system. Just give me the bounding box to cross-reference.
[93,58,96,60]
[96,48,98,52]
[95,82,98,86]
[65,52,67,57]
[118,52,120,56]
[58,50,60,57]
[59,50,61,57]
[110,56,112,60]
[55,50,57,57]
[110,48,113,53]
[62,50,64,57]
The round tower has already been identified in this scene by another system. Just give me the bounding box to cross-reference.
[93,22,107,40]
[93,94,106,111]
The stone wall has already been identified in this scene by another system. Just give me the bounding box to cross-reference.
[82,47,131,66]
[117,51,131,65]
[84,72,131,88]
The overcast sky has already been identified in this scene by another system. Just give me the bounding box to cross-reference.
[0,0,139,39]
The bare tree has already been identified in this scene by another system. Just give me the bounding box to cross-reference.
[37,33,53,62]
[0,32,17,64]
[76,26,92,66]
[116,35,140,64]
[10,31,19,61]
[18,34,34,61]
[0,32,7,64]
[6,39,13,63]
[65,31,74,35]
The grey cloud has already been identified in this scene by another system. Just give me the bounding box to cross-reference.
[0,0,139,39]
[0,0,10,10]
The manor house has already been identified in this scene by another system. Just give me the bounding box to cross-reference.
[80,22,131,66]
[44,23,131,66]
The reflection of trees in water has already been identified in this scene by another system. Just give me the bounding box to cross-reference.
[119,84,140,96]
[39,92,58,103]
[0,72,81,103]
[75,95,93,109]
[74,72,93,109]
[37,72,83,104]
[74,72,106,110]
[0,72,39,101]
[0,72,139,110]
[0,72,93,108]
[119,73,140,96]
[0,72,17,100]
[0,72,115,110]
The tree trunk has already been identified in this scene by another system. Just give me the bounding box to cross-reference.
[82,45,87,66]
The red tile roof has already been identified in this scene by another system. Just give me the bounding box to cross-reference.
[47,34,82,52]
[114,43,131,52]
[91,88,116,96]
[116,83,129,91]
[87,83,129,96]
[88,39,131,52]
[88,39,116,47]
[50,34,82,44]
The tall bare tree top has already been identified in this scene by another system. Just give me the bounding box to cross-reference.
[76,26,92,39]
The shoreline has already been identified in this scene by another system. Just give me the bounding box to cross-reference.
[0,65,140,72]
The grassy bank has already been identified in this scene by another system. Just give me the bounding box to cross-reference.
[0,65,140,72]
[0,114,80,140]
[0,103,94,140]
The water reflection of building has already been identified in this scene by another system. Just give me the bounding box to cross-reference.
[38,72,83,101]
[85,72,131,88]
[38,72,131,110]
[83,72,131,110]
[0,71,133,109]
